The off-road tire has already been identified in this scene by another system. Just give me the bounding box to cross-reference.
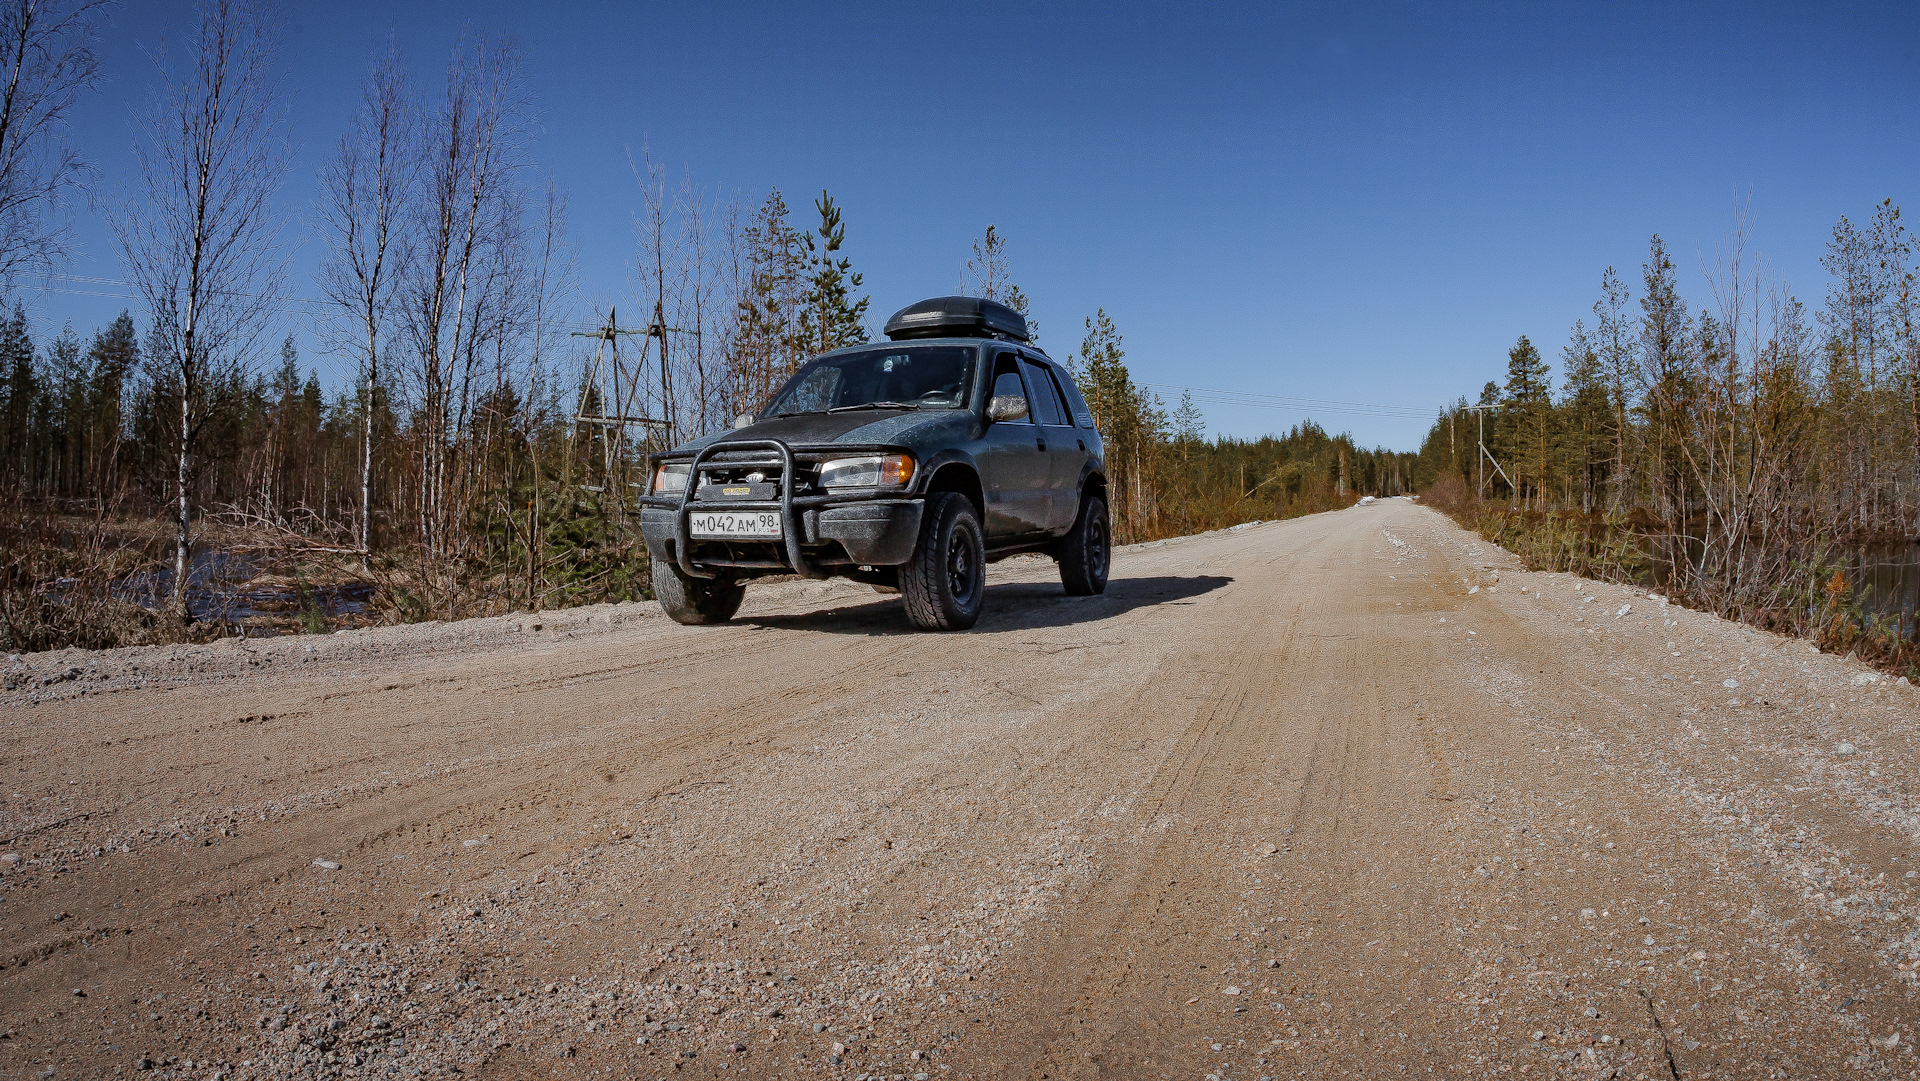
[651,557,746,625]
[900,493,985,631]
[1057,491,1111,596]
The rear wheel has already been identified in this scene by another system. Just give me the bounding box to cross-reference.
[1057,491,1110,596]
[900,493,985,631]
[651,557,745,625]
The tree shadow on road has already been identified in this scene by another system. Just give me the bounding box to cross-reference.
[740,574,1234,636]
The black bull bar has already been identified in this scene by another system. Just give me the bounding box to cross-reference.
[657,438,907,581]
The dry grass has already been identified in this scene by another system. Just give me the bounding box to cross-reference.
[0,509,196,652]
[0,505,656,654]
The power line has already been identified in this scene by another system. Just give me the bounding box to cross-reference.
[1141,382,1439,420]
[43,272,331,310]
[31,272,623,335]
[24,272,626,389]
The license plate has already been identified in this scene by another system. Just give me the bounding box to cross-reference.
[689,510,783,539]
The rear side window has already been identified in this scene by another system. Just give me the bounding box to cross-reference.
[1020,358,1068,426]
[1052,364,1096,427]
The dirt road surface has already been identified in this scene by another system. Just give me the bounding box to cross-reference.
[4,499,1918,1081]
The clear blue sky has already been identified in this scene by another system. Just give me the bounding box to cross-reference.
[26,0,1920,450]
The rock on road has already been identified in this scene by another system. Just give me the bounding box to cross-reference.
[3,499,1918,1080]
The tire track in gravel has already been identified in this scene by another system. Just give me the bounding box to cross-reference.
[940,526,1331,1079]
[0,627,952,991]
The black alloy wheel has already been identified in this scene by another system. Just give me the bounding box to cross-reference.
[947,532,977,604]
[1058,491,1111,596]
[901,492,985,631]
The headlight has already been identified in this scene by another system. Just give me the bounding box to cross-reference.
[817,454,914,489]
[651,462,690,494]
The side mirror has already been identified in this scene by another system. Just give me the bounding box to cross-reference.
[732,413,754,429]
[986,395,1029,423]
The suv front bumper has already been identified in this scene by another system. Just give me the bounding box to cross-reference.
[638,438,923,579]
[638,499,922,576]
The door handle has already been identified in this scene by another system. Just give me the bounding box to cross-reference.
[1036,438,1047,451]
[1077,439,1086,451]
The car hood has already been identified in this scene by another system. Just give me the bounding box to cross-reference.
[668,408,969,456]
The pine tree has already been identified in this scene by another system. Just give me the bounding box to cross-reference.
[1073,309,1131,435]
[964,224,1037,341]
[1071,309,1165,540]
[796,191,870,354]
[1638,234,1694,533]
[2,301,35,487]
[84,312,138,503]
[1559,319,1610,511]
[1865,200,1908,386]
[1501,334,1551,504]
[1592,266,1638,509]
[1820,215,1873,394]
[1173,391,1204,452]
[1004,283,1035,343]
[1820,203,1907,388]
[1504,334,1549,399]
[44,322,82,494]
[964,225,1009,300]
[272,334,300,400]
[733,188,808,410]
[1898,244,1920,468]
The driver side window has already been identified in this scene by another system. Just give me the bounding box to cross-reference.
[989,354,1031,423]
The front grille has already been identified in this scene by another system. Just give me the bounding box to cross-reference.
[697,463,783,485]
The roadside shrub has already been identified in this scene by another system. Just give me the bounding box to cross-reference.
[0,509,192,652]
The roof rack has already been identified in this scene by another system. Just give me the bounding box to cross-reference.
[882,296,1030,343]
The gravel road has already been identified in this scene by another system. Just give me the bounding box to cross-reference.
[3,499,1918,1080]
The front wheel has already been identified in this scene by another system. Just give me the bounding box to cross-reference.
[900,493,985,631]
[1057,491,1110,596]
[651,557,745,625]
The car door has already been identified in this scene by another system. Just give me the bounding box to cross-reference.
[1021,357,1086,532]
[975,351,1052,538]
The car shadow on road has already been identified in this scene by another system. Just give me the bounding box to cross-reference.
[740,573,1234,636]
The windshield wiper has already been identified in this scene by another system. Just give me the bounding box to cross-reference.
[826,401,913,413]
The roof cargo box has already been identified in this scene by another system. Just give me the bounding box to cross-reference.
[882,296,1030,343]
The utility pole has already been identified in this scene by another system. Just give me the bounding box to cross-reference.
[567,306,699,505]
[1466,404,1515,503]
[650,299,676,447]
[568,308,664,504]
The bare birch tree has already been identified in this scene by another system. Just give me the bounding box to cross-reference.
[675,171,729,439]
[1898,261,1920,475]
[519,176,570,608]
[111,0,287,616]
[319,45,413,560]
[630,147,678,445]
[0,0,108,281]
[402,39,524,556]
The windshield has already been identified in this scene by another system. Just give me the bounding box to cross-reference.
[762,345,977,417]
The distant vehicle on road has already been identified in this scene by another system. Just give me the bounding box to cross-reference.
[638,296,1110,631]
